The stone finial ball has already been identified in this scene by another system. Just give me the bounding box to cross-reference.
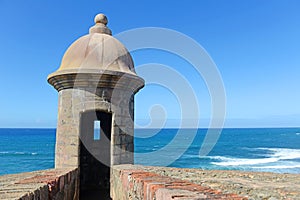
[94,13,108,25]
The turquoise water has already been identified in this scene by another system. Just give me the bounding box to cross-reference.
[0,129,55,175]
[135,128,300,173]
[0,128,299,175]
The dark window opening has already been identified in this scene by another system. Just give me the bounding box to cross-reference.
[79,111,112,200]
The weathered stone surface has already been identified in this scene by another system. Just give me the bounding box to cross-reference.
[155,188,208,199]
[110,164,300,200]
[3,164,300,199]
[0,168,78,200]
[48,13,144,170]
[53,87,137,168]
[111,164,248,200]
[143,165,300,200]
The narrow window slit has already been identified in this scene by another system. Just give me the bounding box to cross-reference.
[94,120,101,140]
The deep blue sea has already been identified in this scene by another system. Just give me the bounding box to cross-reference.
[0,128,299,175]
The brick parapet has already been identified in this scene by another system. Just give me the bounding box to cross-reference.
[2,164,297,199]
[0,168,78,200]
[111,164,248,200]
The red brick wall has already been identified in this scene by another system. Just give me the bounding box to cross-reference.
[111,165,247,200]
[0,168,78,200]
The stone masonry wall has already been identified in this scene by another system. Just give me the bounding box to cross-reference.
[55,87,135,169]
[112,165,300,200]
[111,164,247,200]
[2,164,298,199]
[0,168,78,200]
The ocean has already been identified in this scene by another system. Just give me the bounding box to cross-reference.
[0,128,299,175]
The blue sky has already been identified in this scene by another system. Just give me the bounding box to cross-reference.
[0,0,299,128]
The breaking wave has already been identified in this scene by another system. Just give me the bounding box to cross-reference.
[0,151,38,156]
[253,164,300,169]
[207,148,300,172]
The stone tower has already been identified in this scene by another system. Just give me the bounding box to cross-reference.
[48,13,144,195]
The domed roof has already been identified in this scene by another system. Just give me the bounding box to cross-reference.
[48,14,136,78]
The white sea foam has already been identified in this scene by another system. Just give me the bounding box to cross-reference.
[209,148,300,167]
[15,152,25,154]
[258,148,300,160]
[253,164,300,169]
[211,157,279,166]
[0,151,38,155]
[200,155,228,160]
